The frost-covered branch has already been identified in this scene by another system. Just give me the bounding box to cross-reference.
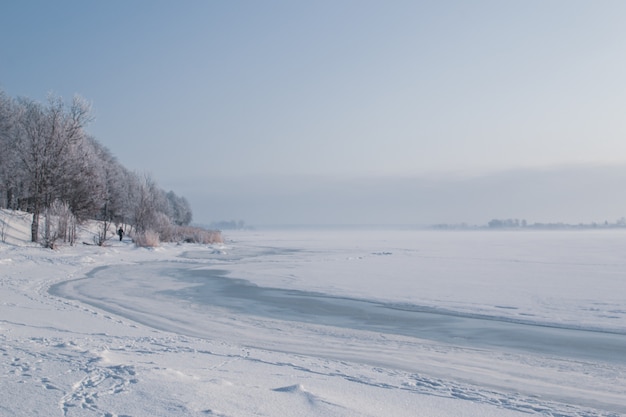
[0,88,195,247]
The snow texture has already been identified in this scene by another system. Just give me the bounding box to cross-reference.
[1,209,625,416]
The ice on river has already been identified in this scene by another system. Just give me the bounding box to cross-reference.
[2,218,626,416]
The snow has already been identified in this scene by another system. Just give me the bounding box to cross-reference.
[1,209,625,416]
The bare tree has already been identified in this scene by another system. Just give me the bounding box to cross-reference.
[0,90,19,209]
[166,190,193,226]
[130,173,168,233]
[43,200,77,248]
[1,89,197,246]
[60,135,106,221]
[0,214,9,243]
[13,94,92,242]
[88,139,129,245]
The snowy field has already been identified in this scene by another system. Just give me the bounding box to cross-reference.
[2,210,626,416]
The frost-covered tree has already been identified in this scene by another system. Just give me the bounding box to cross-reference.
[88,139,134,244]
[127,174,195,238]
[130,173,169,233]
[0,91,20,209]
[43,199,77,248]
[60,136,107,221]
[12,94,92,242]
[0,88,198,245]
[166,190,193,226]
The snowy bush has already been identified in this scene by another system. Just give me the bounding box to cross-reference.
[174,226,222,244]
[133,230,160,248]
[94,222,118,246]
[43,200,77,248]
[152,212,175,242]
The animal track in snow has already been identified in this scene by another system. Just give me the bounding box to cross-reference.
[60,363,138,416]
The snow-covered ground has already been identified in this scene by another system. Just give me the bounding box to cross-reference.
[1,209,625,416]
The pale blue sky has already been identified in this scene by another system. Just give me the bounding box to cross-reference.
[2,1,626,225]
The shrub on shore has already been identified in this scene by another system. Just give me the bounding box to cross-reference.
[133,225,222,247]
[133,230,160,248]
[175,226,223,244]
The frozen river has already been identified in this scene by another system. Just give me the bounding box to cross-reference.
[50,229,626,415]
[164,266,626,364]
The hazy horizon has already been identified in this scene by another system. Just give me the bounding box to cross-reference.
[2,1,626,227]
[169,164,626,227]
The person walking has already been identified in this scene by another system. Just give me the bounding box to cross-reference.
[117,227,124,241]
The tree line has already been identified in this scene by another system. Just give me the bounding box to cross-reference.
[0,89,194,245]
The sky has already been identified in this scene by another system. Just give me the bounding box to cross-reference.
[2,1,626,226]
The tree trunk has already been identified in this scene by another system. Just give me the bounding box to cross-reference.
[31,211,39,242]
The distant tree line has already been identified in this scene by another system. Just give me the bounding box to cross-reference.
[487,218,626,229]
[432,217,626,230]
[0,89,193,245]
[487,218,527,228]
[210,220,247,230]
